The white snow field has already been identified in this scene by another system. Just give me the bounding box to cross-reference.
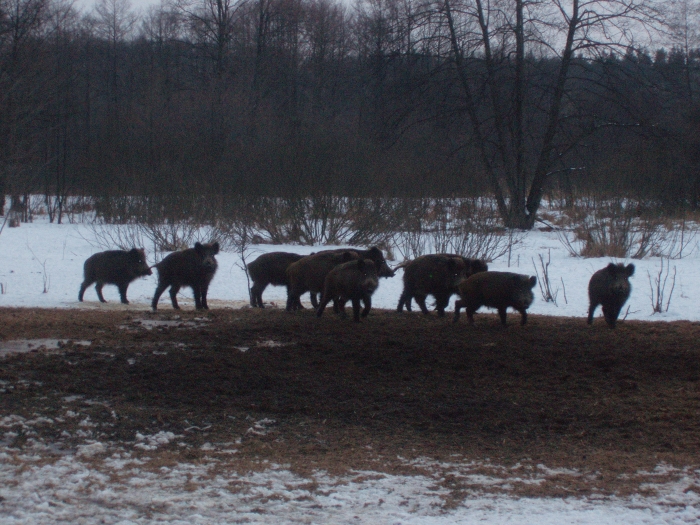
[1,213,700,322]
[1,210,700,524]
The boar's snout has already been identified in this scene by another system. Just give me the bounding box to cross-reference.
[363,274,379,293]
[202,255,217,270]
[130,248,152,276]
[611,279,630,295]
[378,261,395,278]
[138,260,153,277]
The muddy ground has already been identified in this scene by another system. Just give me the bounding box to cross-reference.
[1,306,699,498]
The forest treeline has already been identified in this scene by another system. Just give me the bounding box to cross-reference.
[1,0,699,227]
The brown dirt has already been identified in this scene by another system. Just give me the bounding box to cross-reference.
[1,306,699,497]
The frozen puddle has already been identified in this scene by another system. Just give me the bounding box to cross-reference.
[121,318,211,330]
[257,339,293,348]
[0,339,91,357]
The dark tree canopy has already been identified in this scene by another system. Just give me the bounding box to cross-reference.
[0,0,698,225]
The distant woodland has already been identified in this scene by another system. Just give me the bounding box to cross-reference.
[1,0,700,227]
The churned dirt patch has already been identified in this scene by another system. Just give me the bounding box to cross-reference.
[1,307,699,497]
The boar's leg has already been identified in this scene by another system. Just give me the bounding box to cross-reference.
[78,280,92,302]
[361,295,372,318]
[336,299,348,318]
[201,282,211,309]
[518,308,528,325]
[169,285,182,310]
[466,305,478,324]
[351,298,362,322]
[602,304,619,328]
[250,282,266,308]
[396,291,413,313]
[414,294,430,315]
[310,292,320,309]
[95,282,107,303]
[286,285,305,311]
[587,302,599,325]
[498,307,508,325]
[117,282,130,304]
[192,284,204,309]
[453,299,466,323]
[316,293,332,318]
[151,283,168,311]
[434,293,450,317]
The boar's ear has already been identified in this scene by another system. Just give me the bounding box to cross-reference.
[342,251,354,262]
[212,242,220,254]
[369,246,381,257]
[625,263,635,277]
[606,262,618,273]
[528,275,537,288]
[129,248,139,256]
[194,242,204,255]
[472,259,487,273]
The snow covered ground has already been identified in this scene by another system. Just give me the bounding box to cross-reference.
[1,444,699,524]
[1,211,700,523]
[1,213,699,323]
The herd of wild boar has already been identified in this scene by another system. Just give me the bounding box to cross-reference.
[78,244,635,328]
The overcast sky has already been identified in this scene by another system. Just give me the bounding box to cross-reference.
[74,0,161,14]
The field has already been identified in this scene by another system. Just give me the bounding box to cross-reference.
[2,307,700,509]
[2,212,700,522]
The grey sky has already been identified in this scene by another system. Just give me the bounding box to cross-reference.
[74,0,161,14]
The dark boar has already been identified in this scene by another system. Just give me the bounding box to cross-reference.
[338,246,394,279]
[285,250,357,310]
[396,254,470,317]
[587,263,634,328]
[320,246,394,309]
[317,259,379,322]
[78,248,152,304]
[453,271,537,325]
[248,252,305,308]
[151,242,219,311]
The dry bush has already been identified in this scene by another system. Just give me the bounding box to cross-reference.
[556,199,671,259]
[532,250,559,304]
[89,195,217,260]
[648,258,677,314]
[391,198,521,262]
[247,196,403,248]
[83,222,146,252]
[649,217,699,259]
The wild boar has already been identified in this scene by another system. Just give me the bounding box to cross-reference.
[285,250,357,311]
[248,252,305,308]
[396,254,470,317]
[587,263,635,328]
[151,242,219,311]
[334,246,394,279]
[78,248,152,304]
[454,271,537,326]
[317,259,379,322]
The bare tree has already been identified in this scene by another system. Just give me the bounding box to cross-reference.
[663,0,700,101]
[91,0,137,107]
[433,0,662,229]
[0,0,51,204]
[175,0,245,77]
